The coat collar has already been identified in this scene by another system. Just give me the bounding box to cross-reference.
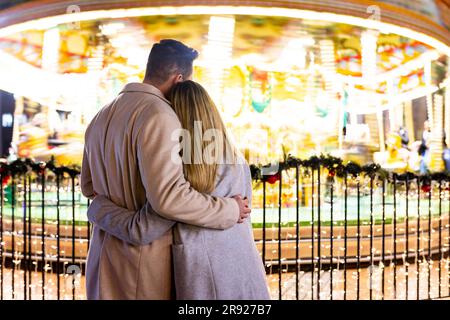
[120,82,171,105]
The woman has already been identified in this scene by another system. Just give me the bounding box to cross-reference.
[87,80,270,300]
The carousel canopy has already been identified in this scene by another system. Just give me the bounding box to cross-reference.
[0,0,448,165]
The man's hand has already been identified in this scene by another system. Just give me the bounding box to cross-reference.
[232,195,251,223]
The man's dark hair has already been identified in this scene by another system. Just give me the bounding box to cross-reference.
[144,39,199,84]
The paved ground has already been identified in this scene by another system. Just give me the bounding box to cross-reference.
[1,259,449,300]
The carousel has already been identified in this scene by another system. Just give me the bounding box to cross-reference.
[0,1,448,169]
[0,0,449,299]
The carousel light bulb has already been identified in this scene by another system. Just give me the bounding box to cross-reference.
[361,29,379,86]
[42,27,60,73]
[279,37,312,70]
[88,45,105,73]
[429,94,445,172]
[99,22,124,36]
[319,39,337,106]
[201,16,235,104]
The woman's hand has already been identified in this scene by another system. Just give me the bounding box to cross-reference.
[232,195,251,223]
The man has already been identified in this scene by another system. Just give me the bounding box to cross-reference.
[81,39,250,299]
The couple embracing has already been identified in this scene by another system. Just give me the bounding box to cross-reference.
[81,39,270,300]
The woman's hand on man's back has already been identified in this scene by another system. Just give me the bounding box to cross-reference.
[232,195,251,223]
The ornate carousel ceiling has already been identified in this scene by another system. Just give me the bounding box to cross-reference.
[0,0,447,114]
[0,0,447,165]
[0,14,441,78]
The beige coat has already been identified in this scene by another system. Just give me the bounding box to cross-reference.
[81,82,239,300]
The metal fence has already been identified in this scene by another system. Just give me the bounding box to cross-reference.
[0,156,449,300]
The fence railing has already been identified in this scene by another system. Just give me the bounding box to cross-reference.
[0,156,449,300]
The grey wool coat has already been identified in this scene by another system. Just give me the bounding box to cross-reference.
[87,159,270,300]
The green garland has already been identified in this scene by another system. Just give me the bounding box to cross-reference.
[0,156,80,179]
[250,154,450,183]
[0,155,448,185]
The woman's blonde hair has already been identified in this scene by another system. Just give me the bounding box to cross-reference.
[169,80,237,193]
